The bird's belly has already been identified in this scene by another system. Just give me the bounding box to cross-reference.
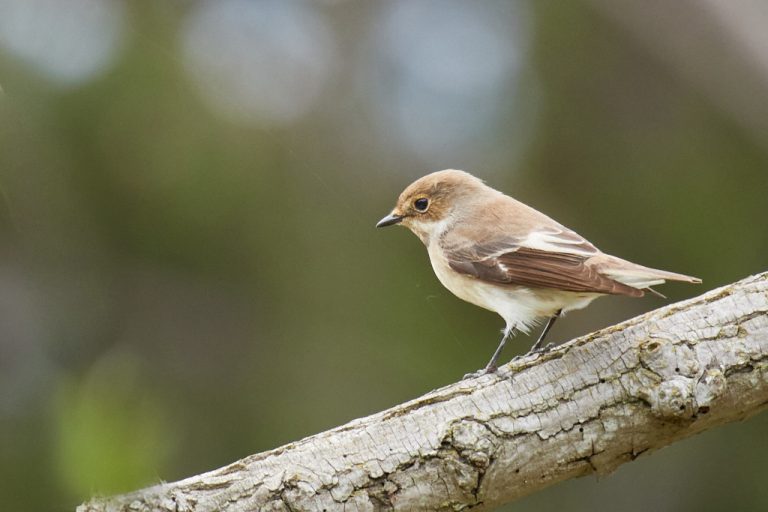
[428,247,602,332]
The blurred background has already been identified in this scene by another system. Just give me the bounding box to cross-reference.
[0,0,767,510]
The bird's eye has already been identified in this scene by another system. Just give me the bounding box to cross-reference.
[414,198,429,212]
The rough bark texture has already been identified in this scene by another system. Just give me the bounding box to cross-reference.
[78,272,768,512]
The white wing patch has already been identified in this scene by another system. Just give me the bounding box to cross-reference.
[521,228,598,257]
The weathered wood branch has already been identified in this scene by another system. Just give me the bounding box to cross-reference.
[78,272,768,512]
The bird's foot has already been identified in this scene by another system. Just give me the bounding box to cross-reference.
[530,342,556,355]
[462,365,497,380]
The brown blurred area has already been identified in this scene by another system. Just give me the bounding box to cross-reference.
[0,1,766,510]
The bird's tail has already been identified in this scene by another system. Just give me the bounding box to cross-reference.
[601,258,701,290]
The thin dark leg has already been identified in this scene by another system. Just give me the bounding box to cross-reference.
[530,309,562,353]
[484,326,515,373]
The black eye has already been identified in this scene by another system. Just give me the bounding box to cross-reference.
[414,198,429,211]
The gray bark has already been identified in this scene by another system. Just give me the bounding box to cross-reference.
[78,272,768,512]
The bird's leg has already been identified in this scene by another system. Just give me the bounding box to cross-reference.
[484,325,515,373]
[529,309,562,353]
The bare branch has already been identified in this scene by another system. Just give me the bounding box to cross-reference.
[78,272,768,512]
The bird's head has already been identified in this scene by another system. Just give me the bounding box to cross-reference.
[376,169,486,243]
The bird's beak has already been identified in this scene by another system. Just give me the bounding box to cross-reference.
[376,212,404,228]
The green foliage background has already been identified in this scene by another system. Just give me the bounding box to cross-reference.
[0,2,766,510]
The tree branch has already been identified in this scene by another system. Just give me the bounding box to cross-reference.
[78,272,768,512]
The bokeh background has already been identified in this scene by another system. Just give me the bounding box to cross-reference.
[1,0,767,510]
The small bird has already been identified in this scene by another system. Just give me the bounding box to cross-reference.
[376,169,701,373]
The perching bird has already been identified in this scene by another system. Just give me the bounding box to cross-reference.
[376,170,701,373]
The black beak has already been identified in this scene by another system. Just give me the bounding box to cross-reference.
[376,212,404,228]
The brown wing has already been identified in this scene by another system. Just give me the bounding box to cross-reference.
[448,247,644,297]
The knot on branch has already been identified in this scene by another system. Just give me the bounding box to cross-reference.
[446,418,499,469]
[636,338,727,419]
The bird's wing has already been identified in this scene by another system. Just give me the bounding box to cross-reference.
[444,227,644,297]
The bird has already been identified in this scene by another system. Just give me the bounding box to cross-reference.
[376,169,701,373]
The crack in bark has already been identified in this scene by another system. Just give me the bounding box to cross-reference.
[381,388,476,421]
